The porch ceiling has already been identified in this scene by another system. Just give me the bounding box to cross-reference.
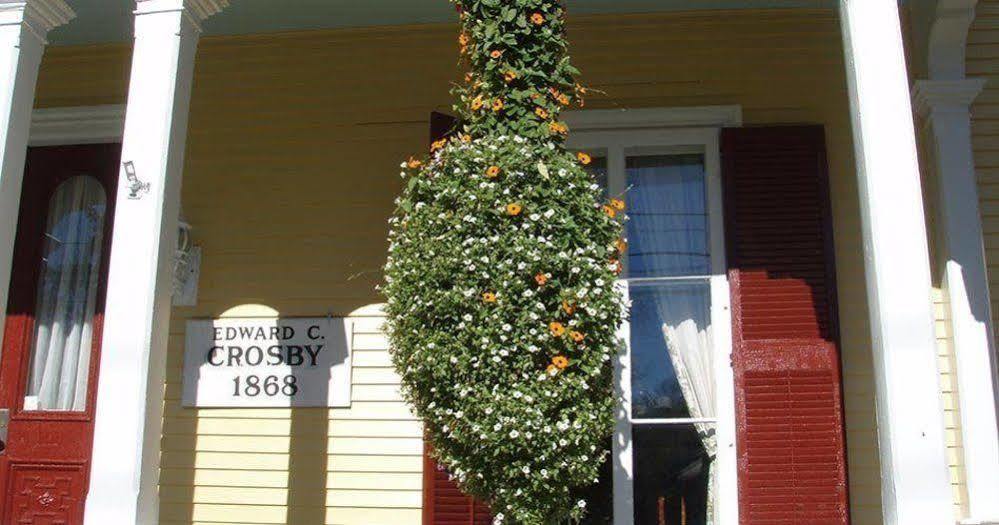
[49,0,835,47]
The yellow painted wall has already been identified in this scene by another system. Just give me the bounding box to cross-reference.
[34,8,884,524]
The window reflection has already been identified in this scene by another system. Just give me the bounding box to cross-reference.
[630,281,711,419]
[626,155,709,278]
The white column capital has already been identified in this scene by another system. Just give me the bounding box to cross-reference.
[0,0,74,43]
[913,78,987,116]
[135,0,227,26]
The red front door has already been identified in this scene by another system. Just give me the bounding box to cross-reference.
[0,144,120,524]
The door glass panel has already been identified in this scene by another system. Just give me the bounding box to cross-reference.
[24,176,107,412]
[633,424,715,525]
[625,152,718,523]
[626,154,709,278]
[630,280,712,420]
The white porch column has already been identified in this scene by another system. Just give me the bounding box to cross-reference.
[84,1,225,524]
[915,78,999,525]
[0,0,72,342]
[838,1,955,524]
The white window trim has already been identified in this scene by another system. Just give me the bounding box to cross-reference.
[29,104,125,146]
[566,106,741,525]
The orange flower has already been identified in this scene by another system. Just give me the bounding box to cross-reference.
[506,203,522,216]
[603,205,617,218]
[460,134,472,143]
[611,198,626,211]
[406,157,422,169]
[549,122,568,135]
[458,33,470,46]
[486,165,501,178]
[616,238,628,254]
[471,95,484,111]
[552,355,569,369]
[504,70,518,83]
[431,139,447,152]
[577,152,592,165]
[482,292,497,303]
[557,94,570,106]
[492,99,505,112]
[549,322,566,337]
[562,300,576,315]
[547,364,560,376]
[535,273,548,286]
[570,331,585,343]
[531,13,545,25]
[535,107,549,119]
[490,49,503,59]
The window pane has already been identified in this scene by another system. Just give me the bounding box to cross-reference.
[630,281,714,420]
[25,176,107,412]
[626,154,709,278]
[585,155,608,198]
[633,424,715,525]
[578,448,614,524]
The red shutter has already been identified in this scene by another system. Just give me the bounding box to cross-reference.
[423,112,493,525]
[423,445,492,525]
[722,126,850,524]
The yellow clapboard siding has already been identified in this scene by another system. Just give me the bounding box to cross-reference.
[161,506,423,525]
[929,286,969,520]
[33,8,883,524]
[160,469,420,491]
[162,401,416,421]
[159,452,423,473]
[162,418,421,438]
[162,435,422,456]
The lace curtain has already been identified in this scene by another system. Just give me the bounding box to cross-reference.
[25,176,107,412]
[665,320,717,523]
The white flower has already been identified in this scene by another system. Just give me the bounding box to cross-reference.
[509,430,520,438]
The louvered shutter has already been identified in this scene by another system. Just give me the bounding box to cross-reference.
[722,126,850,524]
[422,112,493,525]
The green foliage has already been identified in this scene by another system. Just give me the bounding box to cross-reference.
[383,1,626,523]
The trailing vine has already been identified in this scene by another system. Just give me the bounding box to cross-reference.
[384,1,627,522]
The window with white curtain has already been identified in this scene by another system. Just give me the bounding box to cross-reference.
[24,175,108,412]
[569,125,736,525]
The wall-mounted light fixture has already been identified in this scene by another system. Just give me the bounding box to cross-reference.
[173,213,201,306]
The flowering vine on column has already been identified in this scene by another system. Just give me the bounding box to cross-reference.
[384,0,627,523]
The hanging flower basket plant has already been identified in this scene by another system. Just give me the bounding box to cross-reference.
[384,1,627,523]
